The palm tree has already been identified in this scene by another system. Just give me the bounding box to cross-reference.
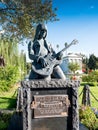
[56,44,59,52]
[64,42,68,55]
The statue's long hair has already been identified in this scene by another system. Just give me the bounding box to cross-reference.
[33,23,47,41]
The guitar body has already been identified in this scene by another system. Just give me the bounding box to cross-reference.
[32,56,60,76]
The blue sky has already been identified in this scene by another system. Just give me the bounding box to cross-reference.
[46,0,98,57]
[1,1,98,58]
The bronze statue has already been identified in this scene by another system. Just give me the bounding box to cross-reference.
[28,23,66,80]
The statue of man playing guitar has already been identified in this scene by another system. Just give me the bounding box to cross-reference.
[28,23,77,81]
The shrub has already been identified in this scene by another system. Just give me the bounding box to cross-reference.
[0,65,20,91]
[79,105,98,130]
[80,82,97,87]
[0,111,13,130]
[82,74,96,82]
[82,70,98,83]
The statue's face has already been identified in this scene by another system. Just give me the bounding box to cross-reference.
[35,24,47,40]
[39,29,47,39]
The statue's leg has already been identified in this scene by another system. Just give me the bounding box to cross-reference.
[52,66,66,80]
[43,75,51,81]
[29,70,39,79]
[29,70,51,80]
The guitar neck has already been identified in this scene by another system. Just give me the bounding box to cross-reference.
[60,43,74,53]
[57,41,75,55]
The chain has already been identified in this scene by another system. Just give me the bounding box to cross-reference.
[90,90,98,102]
[79,88,83,97]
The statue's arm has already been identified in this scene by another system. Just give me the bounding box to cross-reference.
[28,41,39,61]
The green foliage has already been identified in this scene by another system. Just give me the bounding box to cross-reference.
[82,70,98,83]
[68,62,80,74]
[0,112,13,130]
[79,106,98,130]
[82,65,88,74]
[19,51,27,79]
[82,74,95,83]
[0,36,19,66]
[0,0,58,40]
[83,54,98,73]
[0,65,20,91]
[88,54,97,70]
[0,36,27,91]
[80,82,97,87]
[0,83,18,109]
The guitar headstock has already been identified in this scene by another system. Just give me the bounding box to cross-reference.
[71,39,79,45]
[62,39,78,52]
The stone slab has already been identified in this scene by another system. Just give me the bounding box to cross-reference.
[20,79,79,130]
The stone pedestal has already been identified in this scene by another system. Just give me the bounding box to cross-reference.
[21,79,79,130]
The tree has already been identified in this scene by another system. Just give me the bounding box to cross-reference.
[96,60,98,69]
[88,54,97,70]
[68,62,80,75]
[0,0,58,40]
[82,56,89,73]
[0,36,19,66]
[93,56,98,69]
[19,50,27,78]
[0,55,5,67]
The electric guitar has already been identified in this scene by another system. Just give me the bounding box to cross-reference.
[32,39,78,76]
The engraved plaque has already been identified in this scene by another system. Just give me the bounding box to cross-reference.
[31,95,70,118]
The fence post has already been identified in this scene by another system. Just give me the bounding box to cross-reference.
[82,84,91,106]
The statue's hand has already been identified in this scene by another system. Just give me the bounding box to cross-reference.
[39,57,48,68]
[56,52,63,60]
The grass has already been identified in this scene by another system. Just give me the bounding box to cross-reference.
[78,85,98,108]
[0,82,98,109]
[0,83,20,109]
[0,84,19,130]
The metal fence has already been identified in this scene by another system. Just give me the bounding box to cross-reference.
[79,84,98,106]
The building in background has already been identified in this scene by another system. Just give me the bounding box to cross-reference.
[60,53,83,79]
